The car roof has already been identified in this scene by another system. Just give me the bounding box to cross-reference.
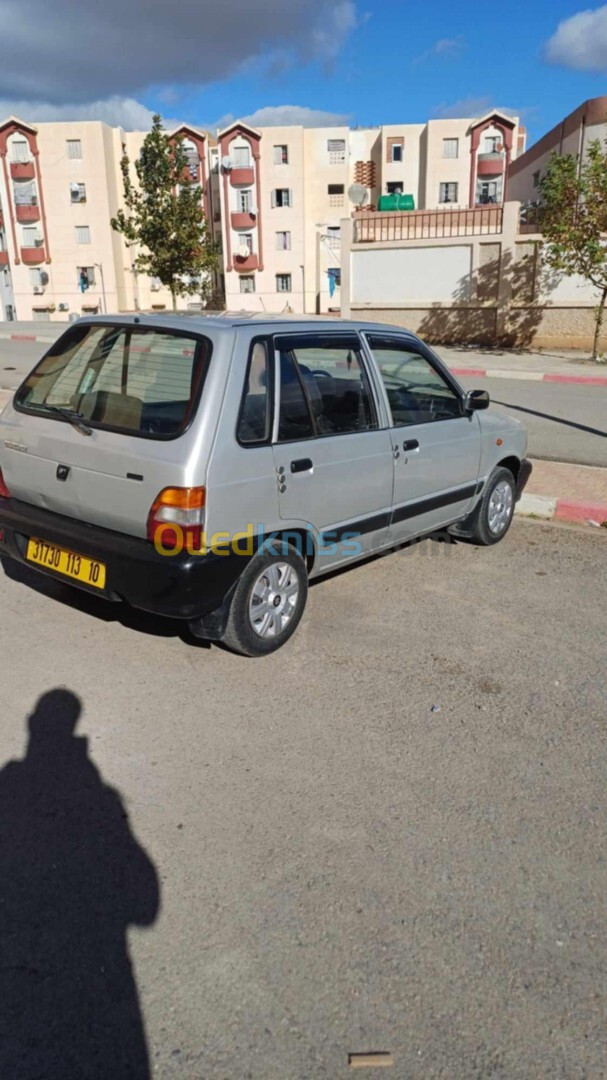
[73,311,420,339]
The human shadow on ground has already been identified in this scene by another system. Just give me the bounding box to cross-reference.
[0,689,160,1079]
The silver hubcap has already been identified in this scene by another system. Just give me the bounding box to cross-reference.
[249,562,300,639]
[488,479,514,534]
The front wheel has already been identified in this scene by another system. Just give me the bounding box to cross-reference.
[465,466,516,546]
[220,545,308,656]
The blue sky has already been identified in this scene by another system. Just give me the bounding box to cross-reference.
[143,0,607,143]
[2,0,607,145]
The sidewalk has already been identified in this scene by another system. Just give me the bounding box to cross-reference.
[438,346,607,386]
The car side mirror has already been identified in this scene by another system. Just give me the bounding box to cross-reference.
[464,389,490,412]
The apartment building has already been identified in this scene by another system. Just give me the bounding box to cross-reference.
[0,116,221,322]
[508,97,607,205]
[219,109,526,313]
[0,108,525,322]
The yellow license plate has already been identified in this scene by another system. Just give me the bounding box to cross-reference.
[26,537,106,590]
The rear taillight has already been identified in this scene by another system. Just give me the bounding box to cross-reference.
[147,486,205,551]
[0,468,10,499]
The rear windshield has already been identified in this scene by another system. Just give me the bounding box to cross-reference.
[14,323,211,438]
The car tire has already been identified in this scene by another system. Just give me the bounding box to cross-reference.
[220,543,308,657]
[465,466,516,546]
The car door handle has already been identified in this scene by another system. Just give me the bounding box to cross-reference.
[402,439,419,452]
[290,457,313,473]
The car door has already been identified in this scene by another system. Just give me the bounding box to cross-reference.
[271,332,394,573]
[363,334,482,542]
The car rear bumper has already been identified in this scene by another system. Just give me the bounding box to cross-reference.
[0,497,245,620]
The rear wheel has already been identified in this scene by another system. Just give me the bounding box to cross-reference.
[220,545,308,657]
[465,466,516,546]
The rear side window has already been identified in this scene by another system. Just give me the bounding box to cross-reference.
[237,340,272,445]
[275,334,377,439]
[15,323,211,438]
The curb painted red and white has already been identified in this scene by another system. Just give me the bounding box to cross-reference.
[516,493,607,526]
[450,367,607,387]
[0,332,56,345]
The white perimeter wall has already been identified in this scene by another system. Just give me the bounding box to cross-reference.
[351,245,472,304]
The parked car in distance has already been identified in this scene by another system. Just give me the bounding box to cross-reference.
[0,314,530,656]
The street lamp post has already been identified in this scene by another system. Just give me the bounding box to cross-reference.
[94,262,107,314]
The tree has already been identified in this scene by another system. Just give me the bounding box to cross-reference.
[539,137,607,361]
[111,115,218,311]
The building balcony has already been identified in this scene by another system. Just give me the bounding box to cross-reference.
[477,153,504,176]
[16,203,40,223]
[233,253,259,272]
[231,211,257,229]
[10,161,35,181]
[0,251,8,267]
[230,166,255,187]
[21,244,46,264]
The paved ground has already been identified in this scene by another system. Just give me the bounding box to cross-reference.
[0,518,605,1078]
[457,376,607,468]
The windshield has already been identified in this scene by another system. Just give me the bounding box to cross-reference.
[15,323,211,439]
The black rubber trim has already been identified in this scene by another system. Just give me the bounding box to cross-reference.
[321,511,391,545]
[391,483,477,525]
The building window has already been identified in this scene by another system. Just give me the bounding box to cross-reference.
[327,138,346,164]
[22,227,40,248]
[276,274,292,293]
[273,145,289,164]
[11,139,29,163]
[484,135,501,153]
[391,143,403,163]
[67,139,82,160]
[240,275,255,294]
[328,183,345,207]
[276,230,291,250]
[443,138,459,159]
[75,225,91,244]
[387,181,404,194]
[272,189,292,208]
[239,189,252,213]
[386,137,404,163]
[326,226,340,249]
[532,170,540,189]
[439,182,458,204]
[70,182,86,203]
[240,233,253,253]
[77,266,96,290]
[30,268,43,288]
[232,145,251,167]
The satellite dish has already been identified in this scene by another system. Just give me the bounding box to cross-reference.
[348,183,368,207]
[238,245,251,258]
[221,155,233,171]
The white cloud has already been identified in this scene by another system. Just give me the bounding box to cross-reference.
[0,96,158,130]
[433,96,528,120]
[413,36,465,65]
[545,5,607,70]
[0,0,359,103]
[213,105,351,131]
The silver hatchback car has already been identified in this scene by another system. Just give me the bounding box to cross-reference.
[0,314,530,655]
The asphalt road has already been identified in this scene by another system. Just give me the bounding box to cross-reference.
[0,518,605,1078]
[2,336,606,466]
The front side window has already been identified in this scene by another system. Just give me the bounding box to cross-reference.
[15,324,210,438]
[366,337,462,426]
[275,335,377,440]
[237,340,272,445]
